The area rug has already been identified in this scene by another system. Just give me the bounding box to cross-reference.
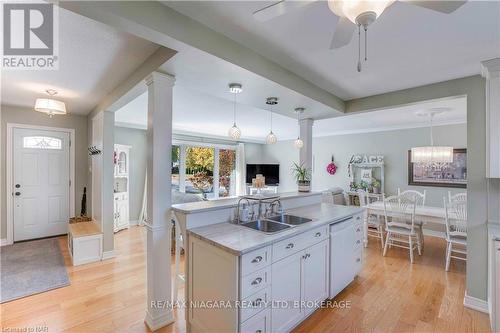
[1,238,70,303]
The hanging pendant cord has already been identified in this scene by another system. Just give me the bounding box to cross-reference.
[233,93,236,125]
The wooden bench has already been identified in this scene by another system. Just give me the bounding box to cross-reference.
[68,222,103,266]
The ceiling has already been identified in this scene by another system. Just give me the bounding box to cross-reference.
[160,46,341,120]
[163,0,500,100]
[115,88,466,142]
[1,7,159,115]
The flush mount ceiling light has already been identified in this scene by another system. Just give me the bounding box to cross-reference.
[411,108,453,165]
[266,97,278,145]
[34,89,66,117]
[293,107,305,149]
[228,83,242,140]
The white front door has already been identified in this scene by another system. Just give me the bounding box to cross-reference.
[13,128,70,241]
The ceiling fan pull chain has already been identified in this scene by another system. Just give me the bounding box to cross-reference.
[357,24,362,72]
[364,27,368,61]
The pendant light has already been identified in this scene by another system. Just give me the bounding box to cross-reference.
[293,107,305,149]
[34,89,67,117]
[228,83,243,140]
[228,83,242,140]
[411,109,453,164]
[265,97,278,144]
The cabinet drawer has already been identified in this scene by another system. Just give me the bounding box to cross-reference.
[240,307,271,333]
[353,213,364,224]
[241,266,270,300]
[353,248,363,275]
[354,223,364,249]
[241,246,271,276]
[240,287,270,323]
[272,226,328,262]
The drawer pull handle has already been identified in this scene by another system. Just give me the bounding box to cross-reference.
[286,243,294,249]
[252,298,263,306]
[357,240,361,244]
[356,258,361,262]
[303,253,310,259]
[251,277,263,286]
[356,228,361,232]
[356,216,361,220]
[251,256,263,263]
[256,331,262,333]
[315,232,321,237]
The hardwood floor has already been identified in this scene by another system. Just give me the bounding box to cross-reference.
[1,226,490,333]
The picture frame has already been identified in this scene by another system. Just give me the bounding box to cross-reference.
[407,148,467,188]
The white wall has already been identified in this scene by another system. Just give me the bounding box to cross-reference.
[261,123,467,208]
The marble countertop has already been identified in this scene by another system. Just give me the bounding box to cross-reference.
[172,191,322,214]
[187,203,364,255]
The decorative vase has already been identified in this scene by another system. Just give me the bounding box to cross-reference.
[298,180,311,192]
[373,187,380,194]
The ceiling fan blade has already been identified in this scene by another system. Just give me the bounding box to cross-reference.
[330,17,356,49]
[253,0,316,22]
[402,0,466,13]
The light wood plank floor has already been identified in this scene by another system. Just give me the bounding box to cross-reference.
[1,226,490,333]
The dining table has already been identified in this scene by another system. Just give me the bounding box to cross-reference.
[365,201,449,225]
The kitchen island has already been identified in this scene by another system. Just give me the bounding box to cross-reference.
[175,196,364,333]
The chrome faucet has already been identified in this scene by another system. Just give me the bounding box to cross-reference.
[265,199,283,218]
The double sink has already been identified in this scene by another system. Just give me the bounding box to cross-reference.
[239,214,313,234]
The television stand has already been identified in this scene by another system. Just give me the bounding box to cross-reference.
[247,185,279,195]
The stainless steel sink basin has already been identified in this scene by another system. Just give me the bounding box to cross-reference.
[266,214,313,225]
[240,219,292,233]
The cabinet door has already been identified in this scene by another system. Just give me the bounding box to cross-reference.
[330,223,355,298]
[117,201,129,226]
[496,241,500,331]
[271,251,303,333]
[302,239,329,316]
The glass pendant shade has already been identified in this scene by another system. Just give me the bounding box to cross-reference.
[410,146,453,164]
[293,137,304,149]
[266,131,277,144]
[228,123,241,140]
[327,0,394,24]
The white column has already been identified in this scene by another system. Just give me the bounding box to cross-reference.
[481,58,500,178]
[299,117,314,172]
[144,72,175,331]
[179,145,186,193]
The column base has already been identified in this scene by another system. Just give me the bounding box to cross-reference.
[144,309,175,331]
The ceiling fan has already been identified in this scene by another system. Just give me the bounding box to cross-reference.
[253,0,466,71]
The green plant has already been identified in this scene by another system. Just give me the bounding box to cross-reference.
[291,162,311,183]
[371,178,381,188]
[359,181,370,190]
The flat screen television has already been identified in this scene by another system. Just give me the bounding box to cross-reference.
[246,164,280,185]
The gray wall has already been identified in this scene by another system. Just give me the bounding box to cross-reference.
[0,105,89,239]
[261,123,467,207]
[114,126,147,222]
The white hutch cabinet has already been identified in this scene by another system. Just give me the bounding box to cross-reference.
[114,144,130,232]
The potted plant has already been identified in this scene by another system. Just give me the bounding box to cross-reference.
[291,162,311,192]
[371,178,381,194]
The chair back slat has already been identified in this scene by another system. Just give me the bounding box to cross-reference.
[398,189,426,207]
[449,191,467,203]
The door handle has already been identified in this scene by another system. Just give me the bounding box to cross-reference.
[286,243,294,249]
[15,184,21,188]
[14,192,21,196]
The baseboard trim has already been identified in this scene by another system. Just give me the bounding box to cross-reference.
[422,229,445,239]
[101,250,116,260]
[129,220,139,226]
[144,309,174,331]
[464,293,489,314]
[0,238,11,246]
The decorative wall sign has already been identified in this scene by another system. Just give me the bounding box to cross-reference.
[408,148,467,188]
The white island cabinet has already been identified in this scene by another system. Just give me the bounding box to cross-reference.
[186,203,364,333]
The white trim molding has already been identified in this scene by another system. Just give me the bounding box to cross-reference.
[1,239,10,246]
[464,292,489,314]
[101,250,116,260]
[144,309,174,331]
[6,123,76,245]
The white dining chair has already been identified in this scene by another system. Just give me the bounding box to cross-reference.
[357,189,385,249]
[443,197,467,271]
[448,191,467,203]
[172,213,185,302]
[383,194,421,263]
[398,189,426,250]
